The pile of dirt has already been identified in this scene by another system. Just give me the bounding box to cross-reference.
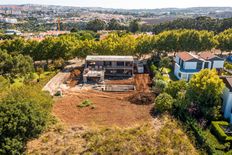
[66,69,82,87]
[127,92,155,105]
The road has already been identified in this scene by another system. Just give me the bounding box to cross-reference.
[43,58,84,95]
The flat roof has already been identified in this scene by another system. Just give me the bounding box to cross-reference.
[86,55,134,62]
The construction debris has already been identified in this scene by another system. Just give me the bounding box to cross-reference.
[127,92,155,105]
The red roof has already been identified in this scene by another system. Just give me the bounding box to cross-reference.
[199,52,216,60]
[176,52,195,61]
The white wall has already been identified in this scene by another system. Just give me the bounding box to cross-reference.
[175,56,180,64]
[183,62,197,70]
[174,63,181,79]
[212,61,224,69]
[222,87,232,119]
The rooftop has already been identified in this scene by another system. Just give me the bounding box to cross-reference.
[86,55,134,62]
[199,52,223,60]
[177,51,223,61]
[176,52,197,61]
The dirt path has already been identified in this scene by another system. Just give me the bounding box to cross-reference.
[43,59,84,95]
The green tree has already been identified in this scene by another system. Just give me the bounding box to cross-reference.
[165,80,187,98]
[107,18,121,30]
[216,29,232,54]
[187,69,224,120]
[129,19,140,33]
[155,93,174,113]
[135,35,153,58]
[86,19,106,32]
[0,86,53,154]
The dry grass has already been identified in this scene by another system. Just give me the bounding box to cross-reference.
[27,114,199,155]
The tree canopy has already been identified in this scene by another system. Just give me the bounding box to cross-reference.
[187,69,225,120]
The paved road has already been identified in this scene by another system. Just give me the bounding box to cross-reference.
[43,58,84,95]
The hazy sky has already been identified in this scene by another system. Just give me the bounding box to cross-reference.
[1,0,232,9]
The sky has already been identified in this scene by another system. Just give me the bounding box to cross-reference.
[1,0,232,9]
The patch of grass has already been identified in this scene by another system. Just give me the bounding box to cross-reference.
[78,99,93,108]
[82,115,198,154]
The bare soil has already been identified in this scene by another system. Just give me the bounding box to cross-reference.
[134,74,151,92]
[53,90,153,127]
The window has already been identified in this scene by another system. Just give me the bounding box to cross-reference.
[196,62,202,69]
[117,61,124,66]
[204,62,209,69]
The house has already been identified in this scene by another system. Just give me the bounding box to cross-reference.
[83,55,134,83]
[174,52,224,81]
[221,76,232,123]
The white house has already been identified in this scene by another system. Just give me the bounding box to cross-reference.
[174,52,224,81]
[221,77,232,123]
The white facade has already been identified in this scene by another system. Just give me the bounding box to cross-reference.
[212,61,224,69]
[174,52,224,81]
[183,62,197,70]
[222,87,232,123]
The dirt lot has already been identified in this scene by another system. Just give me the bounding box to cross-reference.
[134,74,151,92]
[53,90,153,127]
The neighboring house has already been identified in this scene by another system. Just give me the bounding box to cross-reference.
[4,29,22,35]
[221,76,232,123]
[83,55,134,83]
[174,52,224,81]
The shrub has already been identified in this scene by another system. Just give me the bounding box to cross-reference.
[78,99,93,108]
[152,79,166,94]
[154,93,173,112]
[0,85,53,154]
[150,64,157,73]
[211,121,232,142]
[164,80,187,98]
[224,62,232,70]
[178,112,231,154]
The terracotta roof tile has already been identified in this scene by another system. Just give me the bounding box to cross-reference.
[176,52,195,61]
[199,52,216,60]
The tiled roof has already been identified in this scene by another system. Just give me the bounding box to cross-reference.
[199,52,219,60]
[176,52,196,61]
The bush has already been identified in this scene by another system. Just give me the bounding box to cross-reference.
[154,93,173,112]
[152,79,166,94]
[224,62,232,70]
[78,99,93,108]
[0,85,53,154]
[178,112,231,154]
[211,121,232,142]
[164,80,187,98]
[150,64,158,73]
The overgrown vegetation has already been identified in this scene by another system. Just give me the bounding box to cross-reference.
[27,115,198,154]
[0,73,54,154]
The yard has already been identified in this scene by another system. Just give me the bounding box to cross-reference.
[53,90,153,127]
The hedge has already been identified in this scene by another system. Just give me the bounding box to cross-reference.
[177,112,231,154]
[211,121,232,142]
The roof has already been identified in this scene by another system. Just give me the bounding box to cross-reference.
[176,52,198,61]
[221,76,232,91]
[199,52,223,60]
[86,55,134,62]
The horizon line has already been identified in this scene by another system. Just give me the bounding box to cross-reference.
[0,3,232,10]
